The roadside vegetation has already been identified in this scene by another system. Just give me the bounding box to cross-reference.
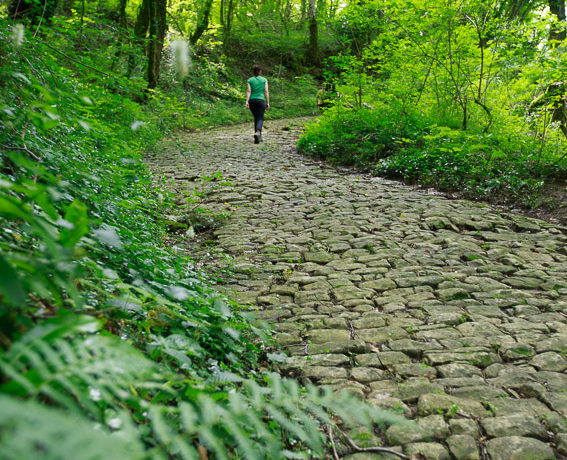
[299,0,567,217]
[0,0,406,457]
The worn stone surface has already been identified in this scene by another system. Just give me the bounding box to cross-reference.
[485,436,556,460]
[148,118,567,458]
[446,435,480,460]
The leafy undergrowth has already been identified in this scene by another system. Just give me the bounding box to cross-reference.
[298,106,567,213]
[0,22,406,459]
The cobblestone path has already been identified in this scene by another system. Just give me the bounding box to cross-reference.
[148,118,567,460]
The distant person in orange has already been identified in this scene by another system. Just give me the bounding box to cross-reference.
[245,65,270,144]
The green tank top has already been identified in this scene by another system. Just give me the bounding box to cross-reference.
[248,76,267,100]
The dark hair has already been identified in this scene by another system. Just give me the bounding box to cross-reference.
[253,65,262,76]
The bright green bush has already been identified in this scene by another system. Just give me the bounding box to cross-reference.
[299,108,565,207]
[297,106,426,166]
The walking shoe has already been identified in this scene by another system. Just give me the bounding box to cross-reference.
[254,133,260,144]
[258,132,263,143]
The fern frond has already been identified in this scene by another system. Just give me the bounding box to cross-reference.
[0,396,145,460]
[0,316,170,418]
[1,315,410,460]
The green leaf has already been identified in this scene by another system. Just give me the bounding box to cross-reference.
[0,396,145,460]
[0,253,26,305]
[60,200,89,248]
[0,196,30,220]
[93,224,123,249]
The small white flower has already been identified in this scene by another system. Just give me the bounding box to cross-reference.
[89,388,102,401]
[108,417,122,429]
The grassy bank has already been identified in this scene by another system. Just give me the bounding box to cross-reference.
[298,106,567,213]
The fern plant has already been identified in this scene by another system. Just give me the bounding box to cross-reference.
[0,396,145,460]
[0,314,408,459]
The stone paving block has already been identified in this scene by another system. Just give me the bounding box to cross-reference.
[435,376,487,388]
[308,317,348,329]
[404,442,450,460]
[417,393,488,418]
[388,339,443,357]
[500,343,535,361]
[355,351,411,368]
[449,385,506,400]
[303,251,335,263]
[302,365,348,380]
[294,290,330,304]
[416,414,450,440]
[356,327,408,343]
[307,329,351,343]
[446,435,480,460]
[369,397,411,417]
[385,422,426,445]
[359,279,397,291]
[393,363,437,378]
[309,340,369,355]
[481,414,548,440]
[301,280,332,291]
[530,351,567,371]
[557,433,567,456]
[449,419,480,438]
[416,327,462,340]
[535,371,567,391]
[485,436,555,460]
[352,317,386,329]
[273,332,302,346]
[437,362,483,378]
[350,367,386,383]
[343,451,403,460]
[484,397,553,417]
[424,349,500,367]
[545,392,567,416]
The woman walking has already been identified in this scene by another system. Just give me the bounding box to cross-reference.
[245,65,270,144]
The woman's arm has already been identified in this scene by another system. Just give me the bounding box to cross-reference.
[264,81,270,110]
[245,83,251,108]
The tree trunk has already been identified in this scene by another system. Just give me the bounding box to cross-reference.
[190,0,214,45]
[549,0,566,42]
[307,0,319,64]
[118,0,128,28]
[127,0,150,77]
[134,0,150,39]
[147,0,167,90]
[223,0,234,47]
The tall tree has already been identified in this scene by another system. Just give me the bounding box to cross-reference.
[307,0,319,64]
[549,0,566,41]
[190,0,214,45]
[118,0,128,28]
[131,0,168,89]
[147,0,167,89]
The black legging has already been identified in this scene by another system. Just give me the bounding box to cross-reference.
[249,99,266,132]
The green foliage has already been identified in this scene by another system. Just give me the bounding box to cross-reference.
[0,18,407,459]
[299,107,562,206]
[301,0,567,208]
[0,315,407,458]
[298,106,426,166]
[0,396,145,460]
